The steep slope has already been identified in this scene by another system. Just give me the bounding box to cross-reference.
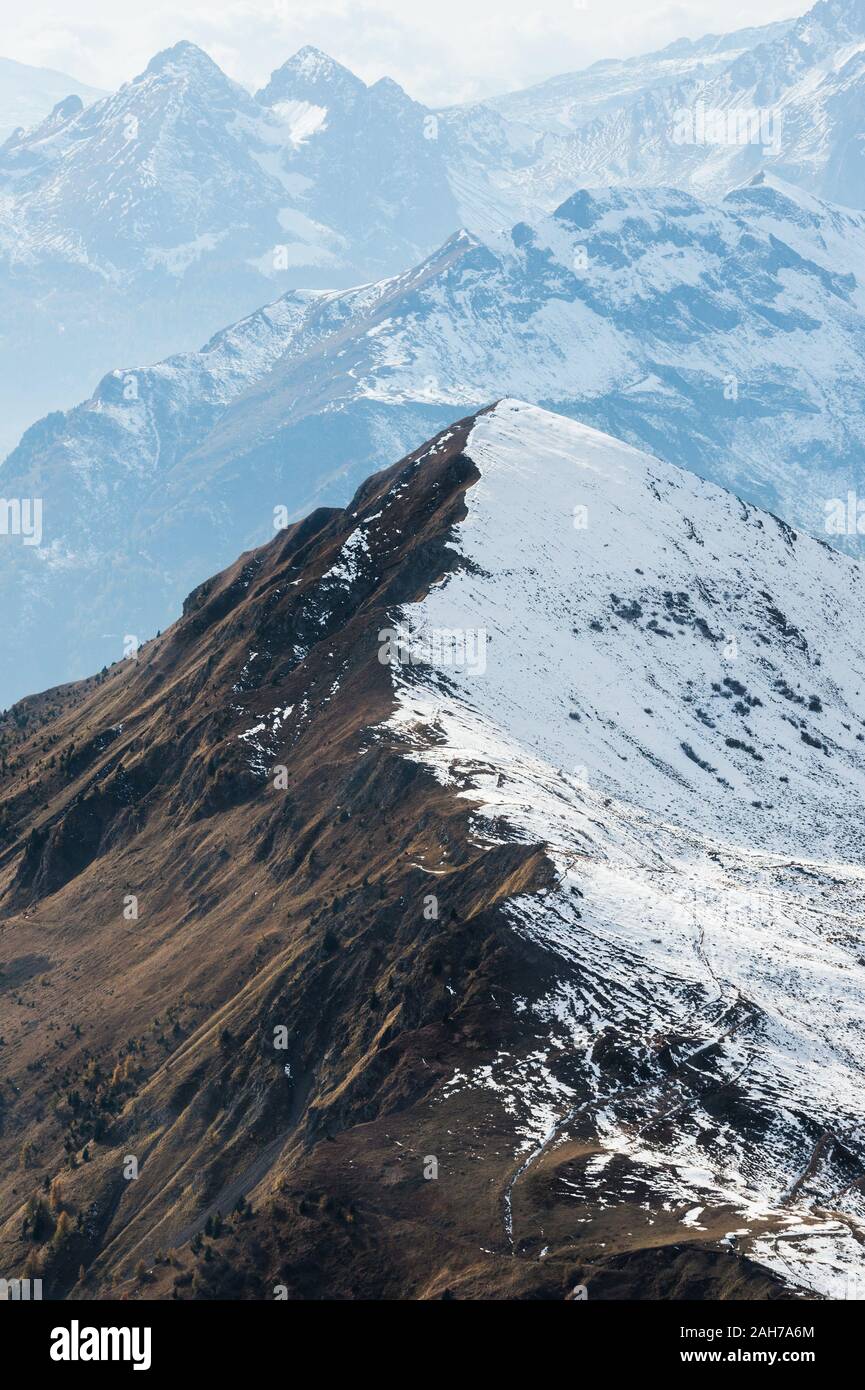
[4,179,865,707]
[0,401,863,1301]
[385,402,865,1298]
[0,56,104,143]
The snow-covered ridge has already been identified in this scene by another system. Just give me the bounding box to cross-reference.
[386,400,865,1296]
[393,400,865,857]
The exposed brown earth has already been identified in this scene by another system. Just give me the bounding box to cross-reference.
[0,413,802,1299]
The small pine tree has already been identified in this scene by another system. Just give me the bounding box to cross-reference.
[53,1210,73,1246]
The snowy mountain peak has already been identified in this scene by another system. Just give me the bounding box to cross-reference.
[721,168,865,280]
[724,168,827,208]
[143,39,226,79]
[126,40,252,109]
[257,45,366,106]
[287,44,350,76]
[368,74,416,106]
[406,397,865,855]
[399,393,865,865]
[730,169,852,212]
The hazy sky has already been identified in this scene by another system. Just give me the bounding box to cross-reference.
[3,0,808,106]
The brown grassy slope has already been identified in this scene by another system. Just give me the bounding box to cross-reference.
[0,412,796,1299]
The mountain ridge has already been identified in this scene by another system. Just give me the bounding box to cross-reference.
[1,401,863,1299]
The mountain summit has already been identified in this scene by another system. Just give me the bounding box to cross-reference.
[256,45,367,104]
[143,39,228,78]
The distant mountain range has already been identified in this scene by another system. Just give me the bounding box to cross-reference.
[0,54,104,143]
[1,402,863,1299]
[486,0,865,211]
[484,18,797,132]
[2,173,864,709]
[0,42,465,453]
[1,0,863,453]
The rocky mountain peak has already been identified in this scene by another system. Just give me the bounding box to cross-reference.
[256,45,367,107]
[142,40,227,80]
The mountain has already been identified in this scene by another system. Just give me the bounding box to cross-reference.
[482,19,795,133]
[0,41,465,456]
[0,55,104,143]
[488,0,865,213]
[256,46,459,263]
[1,400,863,1300]
[0,0,862,455]
[3,178,865,708]
[3,1,861,454]
[0,43,289,270]
[0,40,458,280]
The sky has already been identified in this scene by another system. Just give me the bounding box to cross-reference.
[2,0,809,105]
